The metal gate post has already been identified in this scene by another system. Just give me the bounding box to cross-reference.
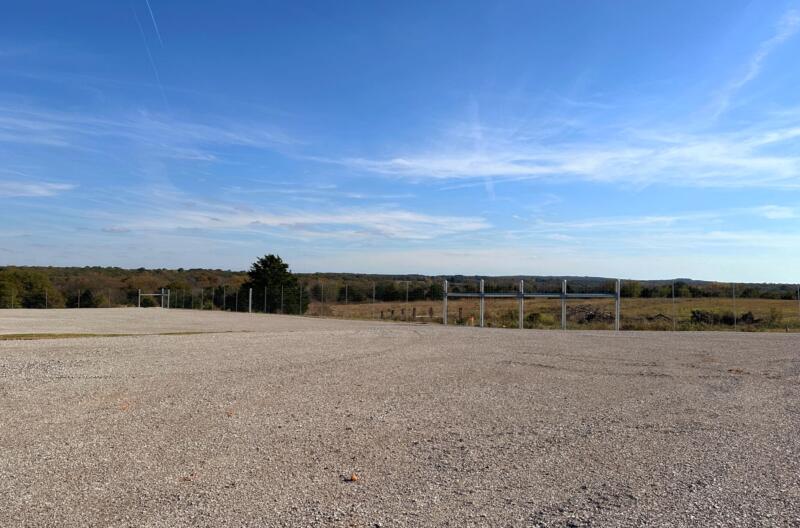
[561,280,567,330]
[138,289,141,308]
[248,288,253,313]
[615,279,621,332]
[443,280,448,325]
[518,279,524,329]
[479,279,485,328]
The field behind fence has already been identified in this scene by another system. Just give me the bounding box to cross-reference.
[309,296,800,331]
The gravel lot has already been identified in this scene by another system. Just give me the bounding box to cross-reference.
[1,309,798,527]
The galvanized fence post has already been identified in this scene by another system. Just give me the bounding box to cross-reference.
[479,279,485,328]
[443,280,448,325]
[518,279,524,329]
[138,289,141,308]
[248,288,253,313]
[615,279,621,332]
[561,280,567,330]
[672,281,676,330]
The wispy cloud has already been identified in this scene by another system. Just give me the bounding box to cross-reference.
[83,186,489,242]
[0,105,296,160]
[321,9,800,190]
[513,206,797,236]
[145,207,489,241]
[752,204,797,219]
[713,9,800,116]
[0,180,75,197]
[331,119,800,188]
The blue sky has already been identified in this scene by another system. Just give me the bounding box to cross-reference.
[2,1,800,281]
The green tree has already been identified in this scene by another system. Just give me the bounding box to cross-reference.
[621,281,642,298]
[243,255,308,314]
[0,268,60,308]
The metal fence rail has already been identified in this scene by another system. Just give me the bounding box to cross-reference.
[443,279,621,331]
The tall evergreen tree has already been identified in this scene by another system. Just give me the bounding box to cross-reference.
[243,255,308,314]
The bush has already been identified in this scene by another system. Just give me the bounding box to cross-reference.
[690,310,735,326]
[766,308,783,327]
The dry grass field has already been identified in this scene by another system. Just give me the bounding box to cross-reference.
[1,308,798,527]
[311,297,800,331]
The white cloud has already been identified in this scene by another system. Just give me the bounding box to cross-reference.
[0,106,296,160]
[321,9,800,190]
[752,205,797,219]
[713,9,800,116]
[89,188,490,241]
[158,208,490,241]
[332,122,800,188]
[0,180,75,197]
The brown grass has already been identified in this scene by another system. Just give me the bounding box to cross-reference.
[307,297,800,331]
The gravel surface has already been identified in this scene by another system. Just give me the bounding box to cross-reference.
[1,309,798,527]
[0,307,352,335]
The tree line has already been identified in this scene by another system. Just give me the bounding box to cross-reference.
[2,261,797,309]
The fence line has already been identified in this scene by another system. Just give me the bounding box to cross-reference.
[443,279,621,331]
[4,278,800,332]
